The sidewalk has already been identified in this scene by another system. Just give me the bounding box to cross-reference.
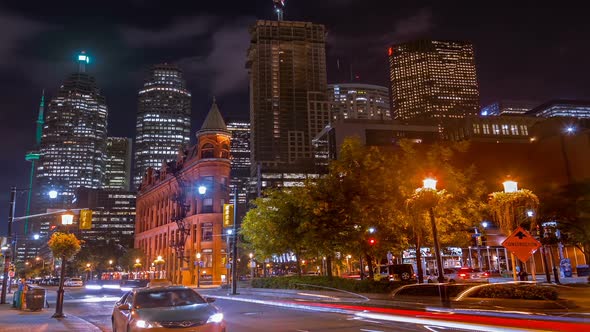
[0,302,100,332]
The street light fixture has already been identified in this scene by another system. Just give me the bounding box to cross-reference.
[48,190,58,199]
[196,252,202,288]
[53,211,75,318]
[198,185,207,195]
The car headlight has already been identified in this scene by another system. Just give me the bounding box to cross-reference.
[135,320,162,328]
[206,313,224,324]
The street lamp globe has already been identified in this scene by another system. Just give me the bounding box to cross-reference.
[503,180,518,193]
[61,210,74,225]
[423,178,437,190]
[227,229,233,235]
[109,260,113,265]
[33,234,40,240]
[86,263,90,268]
[482,221,488,228]
[135,258,140,264]
[249,253,253,259]
[198,185,207,195]
[368,227,375,234]
[48,190,58,199]
[196,252,201,260]
[527,210,534,217]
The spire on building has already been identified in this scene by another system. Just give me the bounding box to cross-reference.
[199,98,228,134]
[273,0,285,21]
[35,89,45,145]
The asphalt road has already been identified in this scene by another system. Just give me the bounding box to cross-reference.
[43,286,472,332]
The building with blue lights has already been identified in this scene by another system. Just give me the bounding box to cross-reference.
[527,100,590,119]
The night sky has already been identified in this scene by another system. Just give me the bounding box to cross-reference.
[1,1,589,222]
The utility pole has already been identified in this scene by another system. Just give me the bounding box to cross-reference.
[1,186,16,304]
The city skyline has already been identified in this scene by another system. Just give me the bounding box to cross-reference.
[2,1,590,221]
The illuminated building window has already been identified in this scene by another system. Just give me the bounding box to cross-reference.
[201,223,213,241]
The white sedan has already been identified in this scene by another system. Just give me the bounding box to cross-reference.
[64,278,84,287]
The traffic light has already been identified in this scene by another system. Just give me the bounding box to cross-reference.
[79,209,93,230]
[368,238,376,246]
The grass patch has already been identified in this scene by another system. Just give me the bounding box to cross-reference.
[251,276,411,293]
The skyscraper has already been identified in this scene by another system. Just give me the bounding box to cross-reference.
[327,83,391,120]
[104,137,132,191]
[388,40,480,120]
[134,64,191,189]
[246,19,330,189]
[226,119,250,206]
[35,51,108,234]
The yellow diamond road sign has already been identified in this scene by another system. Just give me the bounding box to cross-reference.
[501,226,541,263]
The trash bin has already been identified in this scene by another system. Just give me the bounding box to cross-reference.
[25,287,46,311]
[577,265,590,277]
[12,290,22,309]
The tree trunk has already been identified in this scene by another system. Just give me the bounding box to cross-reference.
[415,233,424,284]
[326,255,333,277]
[295,251,302,276]
[367,254,374,280]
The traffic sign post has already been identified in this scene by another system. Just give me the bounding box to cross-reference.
[502,226,541,281]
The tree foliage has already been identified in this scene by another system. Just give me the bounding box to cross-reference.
[47,232,82,259]
[241,137,487,279]
[537,180,590,263]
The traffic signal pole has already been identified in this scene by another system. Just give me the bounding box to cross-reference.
[1,186,16,304]
[231,188,239,295]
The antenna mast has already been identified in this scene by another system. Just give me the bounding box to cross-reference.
[273,0,285,21]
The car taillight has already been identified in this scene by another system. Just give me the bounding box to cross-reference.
[483,272,489,277]
[459,273,467,277]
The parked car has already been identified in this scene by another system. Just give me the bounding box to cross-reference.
[427,267,489,283]
[64,277,84,287]
[375,264,415,281]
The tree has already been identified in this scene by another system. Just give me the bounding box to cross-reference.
[241,187,312,275]
[120,248,147,272]
[538,180,590,264]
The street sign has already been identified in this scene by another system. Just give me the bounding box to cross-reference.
[502,226,541,263]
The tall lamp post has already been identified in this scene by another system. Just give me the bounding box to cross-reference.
[196,252,201,288]
[249,253,255,279]
[52,210,75,319]
[422,178,445,283]
[134,259,142,279]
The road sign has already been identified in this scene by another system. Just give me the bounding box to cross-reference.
[8,271,15,278]
[501,226,541,263]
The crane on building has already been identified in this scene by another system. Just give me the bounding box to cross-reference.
[273,0,285,21]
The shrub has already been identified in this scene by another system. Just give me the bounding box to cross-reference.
[469,284,558,301]
[251,276,410,293]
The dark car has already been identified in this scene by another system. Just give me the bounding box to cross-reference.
[392,283,475,306]
[112,281,226,332]
[376,264,415,281]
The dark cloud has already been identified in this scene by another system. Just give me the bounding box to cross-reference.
[120,16,215,47]
[177,17,253,97]
[0,13,48,64]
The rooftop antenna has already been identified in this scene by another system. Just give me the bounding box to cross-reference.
[273,0,285,21]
